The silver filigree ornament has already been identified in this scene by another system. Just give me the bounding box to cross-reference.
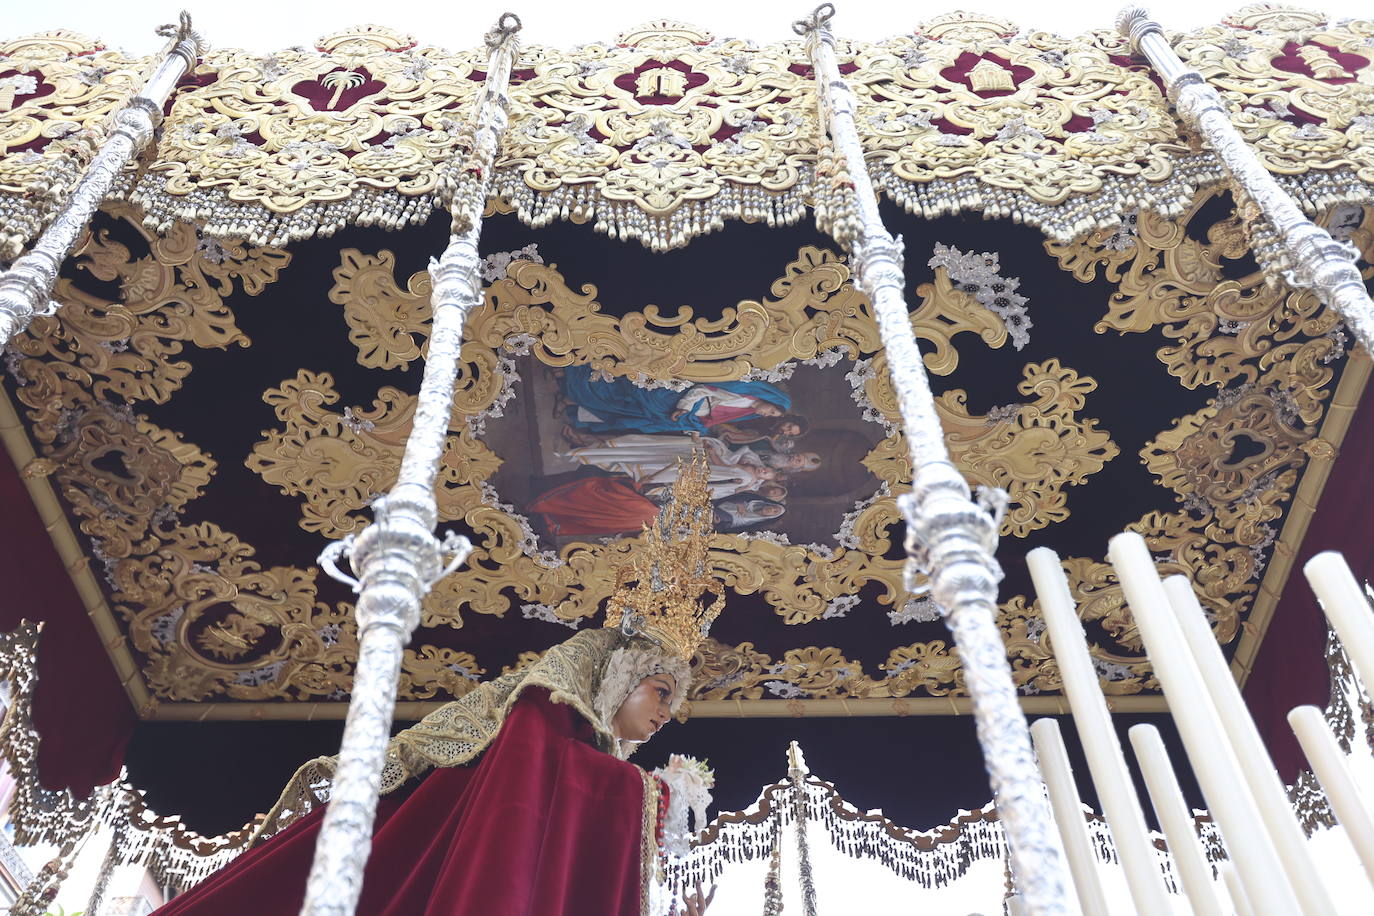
[0,15,204,346]
[1116,7,1374,357]
[298,14,522,916]
[792,5,1071,911]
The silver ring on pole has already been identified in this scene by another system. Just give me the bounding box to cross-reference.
[792,3,836,36]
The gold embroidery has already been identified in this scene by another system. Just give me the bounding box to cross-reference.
[254,244,1117,644]
[5,16,1374,251]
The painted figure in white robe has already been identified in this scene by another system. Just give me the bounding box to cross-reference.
[714,497,786,530]
[562,435,820,501]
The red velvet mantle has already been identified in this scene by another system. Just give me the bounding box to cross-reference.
[153,689,649,915]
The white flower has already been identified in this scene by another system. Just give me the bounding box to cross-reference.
[480,243,544,282]
[521,604,580,629]
[342,407,375,433]
[888,598,941,625]
[235,661,286,686]
[0,74,38,96]
[151,607,186,646]
[764,680,807,699]
[822,595,861,619]
[1091,657,1133,682]
[652,755,714,857]
[928,243,1032,349]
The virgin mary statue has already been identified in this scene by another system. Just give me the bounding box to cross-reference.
[154,462,723,916]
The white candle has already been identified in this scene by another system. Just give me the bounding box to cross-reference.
[1288,705,1374,888]
[1222,862,1257,916]
[1128,724,1227,916]
[1030,718,1113,916]
[1107,532,1300,915]
[1303,552,1374,696]
[1162,576,1337,915]
[1028,547,1173,913]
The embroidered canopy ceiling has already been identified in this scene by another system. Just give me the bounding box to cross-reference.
[1,6,1371,725]
[3,7,1374,253]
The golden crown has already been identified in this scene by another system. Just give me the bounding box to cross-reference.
[603,452,725,662]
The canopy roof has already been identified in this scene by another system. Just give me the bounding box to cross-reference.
[1,6,1370,830]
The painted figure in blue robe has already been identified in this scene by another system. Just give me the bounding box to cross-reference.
[560,365,791,436]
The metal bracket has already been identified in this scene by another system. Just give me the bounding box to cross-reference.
[317,535,359,591]
[430,529,474,587]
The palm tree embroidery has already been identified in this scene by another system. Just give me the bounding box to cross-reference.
[320,70,365,109]
[0,74,38,110]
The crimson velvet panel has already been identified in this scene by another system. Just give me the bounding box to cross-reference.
[155,688,646,915]
[1244,390,1374,781]
[0,446,133,795]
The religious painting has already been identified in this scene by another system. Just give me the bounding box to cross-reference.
[483,358,886,549]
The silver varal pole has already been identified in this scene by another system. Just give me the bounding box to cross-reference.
[1117,6,1374,354]
[302,14,521,916]
[793,5,1070,912]
[0,12,204,346]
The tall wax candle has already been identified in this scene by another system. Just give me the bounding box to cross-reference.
[1128,724,1226,916]
[1030,718,1112,916]
[1303,552,1374,696]
[1028,548,1172,913]
[1161,576,1336,915]
[1107,532,1299,915]
[1288,705,1374,888]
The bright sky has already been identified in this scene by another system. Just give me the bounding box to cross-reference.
[6,1,1372,54]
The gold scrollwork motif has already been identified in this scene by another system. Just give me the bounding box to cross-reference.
[0,32,142,160]
[5,16,1372,249]
[494,22,817,250]
[10,202,289,407]
[244,369,500,537]
[7,197,1352,705]
[128,25,486,245]
[36,398,214,561]
[330,244,879,378]
[1047,190,1360,413]
[3,15,1373,252]
[113,522,357,702]
[1180,8,1374,183]
[858,15,1183,210]
[856,352,1120,537]
[1,202,312,702]
[6,200,287,561]
[399,646,487,701]
[246,242,1116,696]
[933,359,1120,537]
[687,637,966,701]
[0,32,147,257]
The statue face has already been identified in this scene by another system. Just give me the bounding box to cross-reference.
[612,673,677,743]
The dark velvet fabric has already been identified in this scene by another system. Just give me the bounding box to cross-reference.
[0,445,133,795]
[1243,389,1374,781]
[154,689,646,915]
